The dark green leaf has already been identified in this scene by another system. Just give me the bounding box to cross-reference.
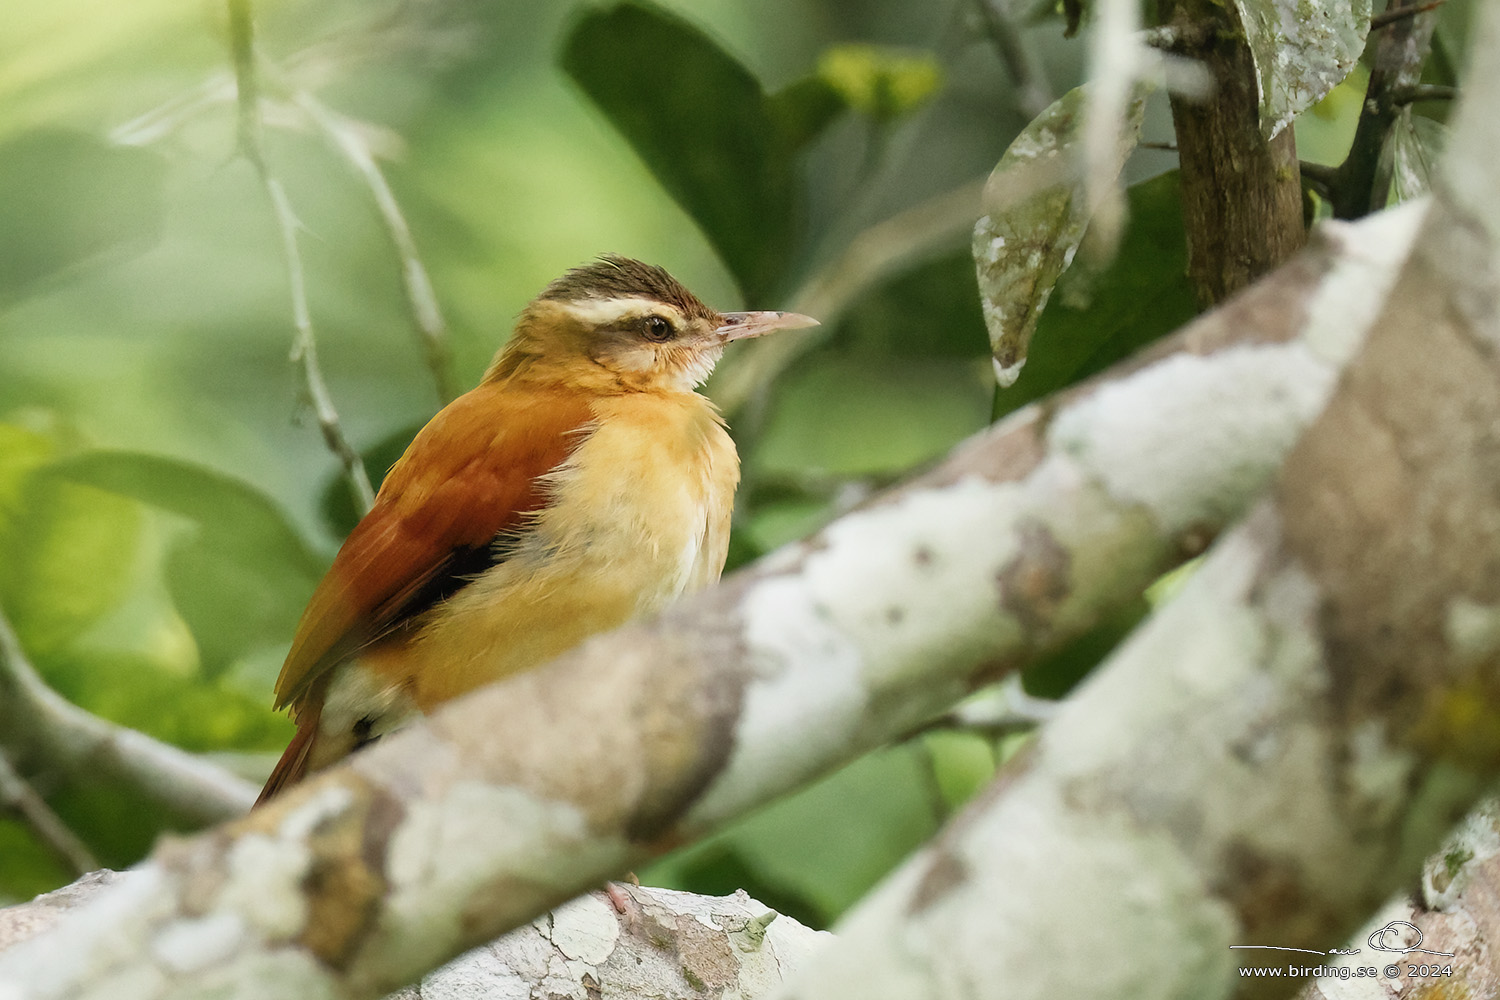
[994,170,1198,420]
[560,2,795,300]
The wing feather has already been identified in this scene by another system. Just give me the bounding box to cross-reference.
[273,382,593,711]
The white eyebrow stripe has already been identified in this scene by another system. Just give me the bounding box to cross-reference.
[563,297,684,327]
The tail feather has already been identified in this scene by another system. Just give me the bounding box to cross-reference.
[256,706,321,807]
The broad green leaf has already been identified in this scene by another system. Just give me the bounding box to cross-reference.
[0,129,165,305]
[1392,111,1447,203]
[560,2,796,301]
[993,170,1198,420]
[1238,0,1371,137]
[973,85,1145,387]
[0,458,142,657]
[53,452,322,681]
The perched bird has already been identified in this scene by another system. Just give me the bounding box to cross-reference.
[256,256,815,804]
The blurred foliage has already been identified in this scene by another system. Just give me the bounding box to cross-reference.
[0,0,1461,926]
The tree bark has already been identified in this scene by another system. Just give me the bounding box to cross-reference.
[1161,0,1307,305]
[0,199,1423,1000]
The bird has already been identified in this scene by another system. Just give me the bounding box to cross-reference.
[255,255,816,805]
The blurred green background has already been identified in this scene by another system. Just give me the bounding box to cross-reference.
[0,0,1456,923]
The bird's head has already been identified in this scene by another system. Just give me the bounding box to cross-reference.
[488,255,818,393]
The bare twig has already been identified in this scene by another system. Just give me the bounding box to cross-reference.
[1370,0,1445,30]
[228,0,376,514]
[294,91,458,404]
[0,605,257,826]
[1390,83,1460,104]
[972,0,1055,118]
[1300,160,1338,198]
[0,751,98,878]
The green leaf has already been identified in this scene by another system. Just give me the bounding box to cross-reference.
[0,456,142,658]
[1391,110,1447,203]
[0,129,165,306]
[52,452,323,681]
[560,2,796,301]
[1237,0,1371,137]
[973,85,1145,386]
[993,170,1199,420]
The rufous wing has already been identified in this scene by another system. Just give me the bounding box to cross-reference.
[270,383,594,716]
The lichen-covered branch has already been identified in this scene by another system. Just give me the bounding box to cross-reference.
[0,606,256,828]
[1296,797,1500,1000]
[0,872,829,1000]
[0,193,1423,999]
[767,11,1500,996]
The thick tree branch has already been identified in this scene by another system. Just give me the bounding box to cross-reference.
[770,10,1500,995]
[0,873,829,999]
[0,607,257,827]
[0,197,1423,999]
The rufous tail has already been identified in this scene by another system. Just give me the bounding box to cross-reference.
[255,705,321,807]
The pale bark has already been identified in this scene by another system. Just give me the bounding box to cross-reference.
[766,8,1500,998]
[0,872,829,1000]
[0,197,1423,998]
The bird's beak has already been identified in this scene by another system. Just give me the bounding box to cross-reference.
[714,311,820,343]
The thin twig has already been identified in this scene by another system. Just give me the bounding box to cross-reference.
[0,750,99,877]
[1391,83,1460,104]
[228,0,376,514]
[1300,161,1338,199]
[294,91,458,403]
[972,0,1055,119]
[0,605,257,825]
[1370,0,1445,30]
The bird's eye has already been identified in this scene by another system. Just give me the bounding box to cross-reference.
[642,315,674,342]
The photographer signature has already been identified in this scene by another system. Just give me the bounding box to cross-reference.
[1229,920,1454,958]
